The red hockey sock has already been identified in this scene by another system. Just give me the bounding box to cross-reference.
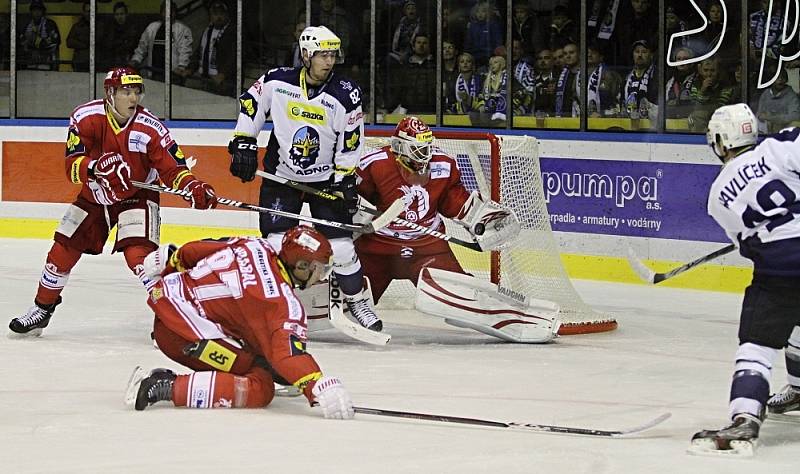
[172,369,275,408]
[35,242,81,306]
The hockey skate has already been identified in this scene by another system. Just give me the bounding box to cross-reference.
[767,384,800,420]
[345,296,382,332]
[688,413,762,457]
[8,297,61,338]
[125,366,176,411]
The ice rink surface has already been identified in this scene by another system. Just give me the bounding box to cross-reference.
[1,238,797,473]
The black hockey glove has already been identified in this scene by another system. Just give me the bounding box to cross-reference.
[227,136,259,182]
[332,173,359,216]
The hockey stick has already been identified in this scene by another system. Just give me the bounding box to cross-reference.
[131,181,402,234]
[353,406,671,438]
[255,170,483,252]
[626,244,736,284]
[328,276,390,345]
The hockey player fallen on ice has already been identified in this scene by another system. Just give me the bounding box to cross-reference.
[355,116,520,304]
[126,226,355,419]
[8,67,217,338]
[226,25,381,333]
[689,103,800,456]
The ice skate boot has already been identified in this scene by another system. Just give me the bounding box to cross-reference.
[767,384,800,415]
[125,366,176,411]
[688,413,762,457]
[345,296,382,332]
[8,297,62,338]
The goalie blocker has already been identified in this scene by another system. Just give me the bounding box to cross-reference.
[415,268,560,343]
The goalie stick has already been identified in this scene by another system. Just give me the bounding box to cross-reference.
[255,170,483,252]
[131,181,403,235]
[353,406,671,438]
[626,244,736,284]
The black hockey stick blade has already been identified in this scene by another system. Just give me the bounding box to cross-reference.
[353,406,671,438]
[626,244,736,284]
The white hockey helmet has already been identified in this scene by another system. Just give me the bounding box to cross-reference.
[706,103,758,161]
[391,116,434,174]
[299,25,342,63]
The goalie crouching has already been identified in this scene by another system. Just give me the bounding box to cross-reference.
[353,116,559,343]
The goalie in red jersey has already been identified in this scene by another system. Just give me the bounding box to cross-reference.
[355,116,520,304]
[8,67,217,338]
[126,226,355,419]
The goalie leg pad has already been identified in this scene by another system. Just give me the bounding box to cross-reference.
[415,267,560,343]
[295,282,334,333]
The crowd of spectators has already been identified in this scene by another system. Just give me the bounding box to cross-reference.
[5,0,800,129]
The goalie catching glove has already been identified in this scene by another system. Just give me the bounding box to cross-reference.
[454,191,521,251]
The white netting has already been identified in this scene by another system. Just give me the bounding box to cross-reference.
[364,133,616,334]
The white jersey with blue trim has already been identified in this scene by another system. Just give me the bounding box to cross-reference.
[707,128,800,275]
[233,66,364,183]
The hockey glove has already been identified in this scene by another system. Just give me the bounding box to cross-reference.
[182,179,218,209]
[331,173,359,216]
[227,136,259,182]
[142,243,179,280]
[93,152,133,202]
[312,376,354,419]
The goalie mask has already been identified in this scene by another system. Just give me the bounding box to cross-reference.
[391,116,434,182]
[279,226,334,289]
[706,103,757,162]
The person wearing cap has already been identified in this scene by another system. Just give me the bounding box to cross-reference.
[8,67,217,338]
[622,39,658,120]
[188,0,236,96]
[19,0,61,71]
[389,0,422,64]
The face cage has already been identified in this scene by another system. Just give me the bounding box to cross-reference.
[398,141,432,174]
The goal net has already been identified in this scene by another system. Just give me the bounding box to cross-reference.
[364,131,616,335]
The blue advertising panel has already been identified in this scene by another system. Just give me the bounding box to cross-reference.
[540,157,728,243]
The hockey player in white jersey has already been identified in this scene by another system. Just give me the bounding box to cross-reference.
[226,26,381,332]
[689,103,800,457]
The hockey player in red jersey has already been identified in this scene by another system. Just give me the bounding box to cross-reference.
[356,116,517,304]
[8,67,218,337]
[126,226,355,419]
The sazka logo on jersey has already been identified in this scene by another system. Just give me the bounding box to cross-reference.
[399,184,430,222]
[290,127,320,169]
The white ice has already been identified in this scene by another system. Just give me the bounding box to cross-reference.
[1,238,797,474]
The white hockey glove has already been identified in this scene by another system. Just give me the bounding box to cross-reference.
[454,191,521,251]
[312,376,355,420]
[142,244,178,281]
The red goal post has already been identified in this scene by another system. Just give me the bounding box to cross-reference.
[364,129,617,335]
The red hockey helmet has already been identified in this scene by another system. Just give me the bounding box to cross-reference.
[104,66,145,95]
[279,226,334,288]
[391,116,434,174]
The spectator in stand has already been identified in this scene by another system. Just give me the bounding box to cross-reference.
[99,2,141,71]
[533,48,557,116]
[749,0,784,67]
[464,1,503,67]
[547,5,576,50]
[696,1,738,68]
[308,0,352,62]
[442,40,460,113]
[18,0,61,71]
[512,2,544,55]
[455,52,483,116]
[479,50,508,125]
[554,42,579,117]
[665,46,697,119]
[688,57,734,131]
[622,40,658,120]
[510,40,536,116]
[0,14,9,70]
[665,6,688,51]
[389,0,422,65]
[67,1,91,72]
[285,20,306,68]
[612,0,657,66]
[390,32,435,115]
[188,0,236,96]
[130,1,193,84]
[586,42,622,117]
[552,46,564,71]
[757,68,800,133]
